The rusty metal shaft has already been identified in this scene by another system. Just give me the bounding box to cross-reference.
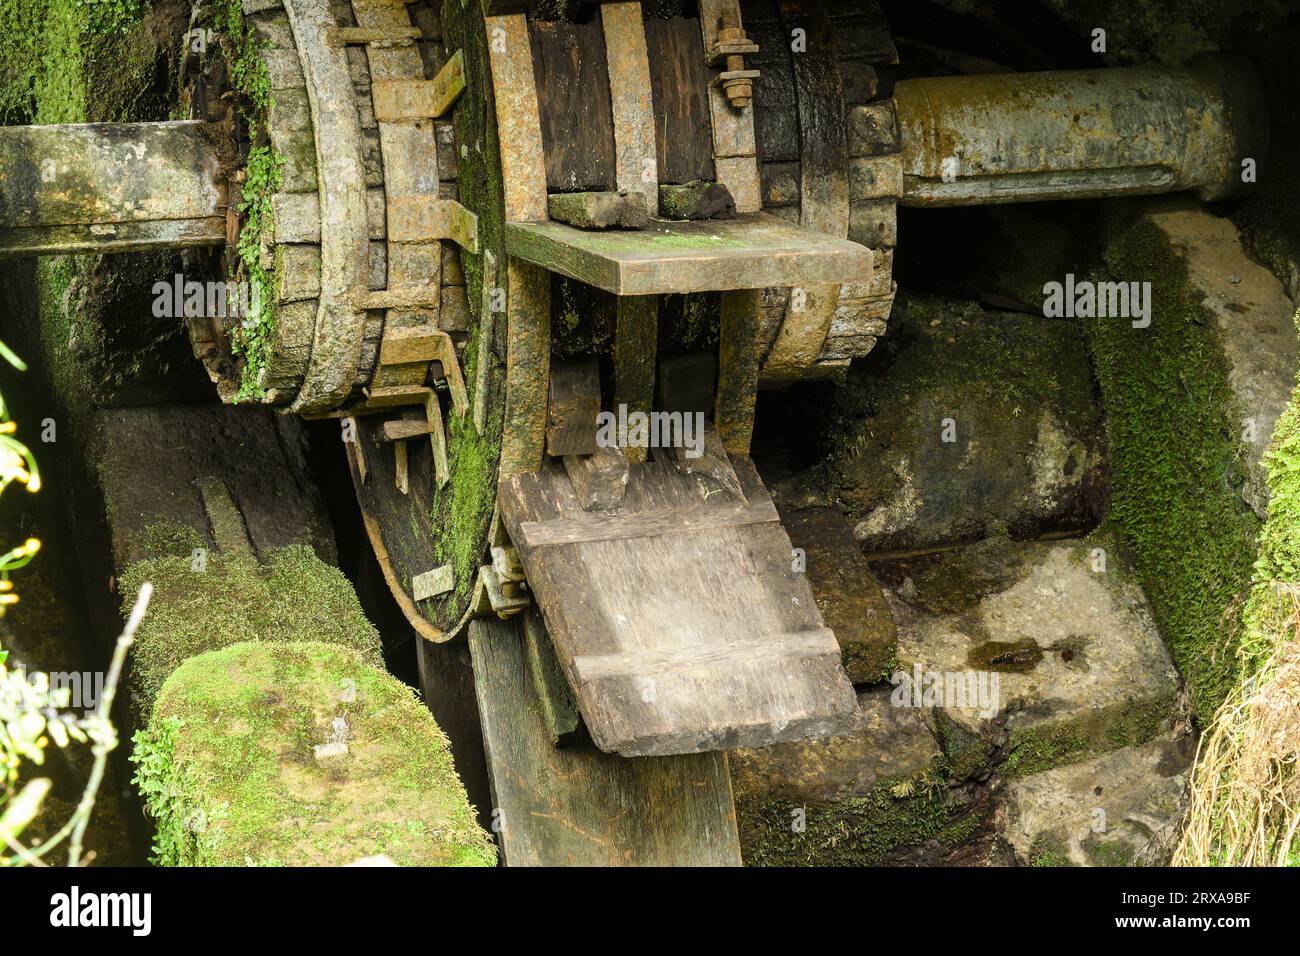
[893,55,1268,207]
[0,121,228,258]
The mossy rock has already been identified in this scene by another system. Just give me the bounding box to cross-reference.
[1087,205,1261,724]
[771,293,1106,554]
[121,545,381,711]
[132,640,496,867]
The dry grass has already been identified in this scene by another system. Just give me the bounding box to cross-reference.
[1175,584,1300,866]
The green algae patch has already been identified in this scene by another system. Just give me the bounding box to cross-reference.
[734,777,980,867]
[1085,206,1260,725]
[121,545,381,711]
[132,641,496,867]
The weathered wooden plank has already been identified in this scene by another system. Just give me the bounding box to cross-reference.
[467,616,742,866]
[784,0,849,237]
[562,444,630,511]
[346,419,447,643]
[411,563,455,601]
[518,497,780,548]
[762,281,835,383]
[370,50,465,120]
[529,17,618,193]
[716,288,762,455]
[546,358,601,458]
[381,418,434,441]
[643,16,715,184]
[378,325,442,365]
[497,457,858,756]
[664,419,745,501]
[328,25,422,45]
[601,2,659,214]
[500,257,551,477]
[574,627,838,681]
[613,295,658,464]
[745,0,799,164]
[487,13,549,222]
[504,213,873,296]
[386,196,479,251]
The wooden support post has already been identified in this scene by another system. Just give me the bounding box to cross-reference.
[500,258,551,477]
[716,289,762,456]
[486,13,549,222]
[613,295,658,464]
[547,359,601,457]
[601,2,659,215]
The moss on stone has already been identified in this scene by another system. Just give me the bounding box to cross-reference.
[121,545,381,712]
[1000,689,1179,778]
[1085,206,1260,725]
[1028,835,1072,867]
[129,521,207,562]
[776,293,1103,552]
[735,779,954,867]
[131,640,496,866]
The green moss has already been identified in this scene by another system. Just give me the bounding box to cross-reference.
[1028,835,1072,867]
[232,145,284,402]
[433,413,498,597]
[932,711,989,782]
[1085,207,1261,725]
[1084,836,1137,867]
[1241,323,1300,665]
[121,545,382,712]
[1000,690,1177,777]
[130,521,207,562]
[132,641,495,866]
[213,0,280,401]
[736,781,954,867]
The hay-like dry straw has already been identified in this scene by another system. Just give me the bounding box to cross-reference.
[1175,583,1300,866]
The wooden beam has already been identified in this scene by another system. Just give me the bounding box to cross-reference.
[601,2,659,214]
[370,51,466,120]
[282,0,372,414]
[613,295,658,464]
[698,0,761,212]
[467,616,742,866]
[386,196,479,252]
[499,258,551,477]
[716,289,762,456]
[573,628,838,681]
[518,497,779,548]
[504,213,873,296]
[487,13,549,222]
[547,359,601,457]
